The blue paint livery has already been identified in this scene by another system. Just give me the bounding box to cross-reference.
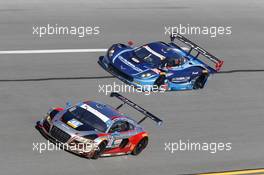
[98,39,223,91]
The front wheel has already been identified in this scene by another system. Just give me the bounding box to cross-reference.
[91,141,107,159]
[131,137,148,156]
[154,75,166,87]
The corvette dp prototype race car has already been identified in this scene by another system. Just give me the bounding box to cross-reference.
[98,33,224,91]
[36,93,162,159]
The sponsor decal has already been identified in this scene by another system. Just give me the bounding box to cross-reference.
[171,77,190,82]
[67,118,83,128]
[118,56,144,72]
[80,104,109,123]
[113,139,123,145]
[61,123,71,129]
[151,68,161,74]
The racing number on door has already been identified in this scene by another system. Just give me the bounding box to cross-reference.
[108,120,134,148]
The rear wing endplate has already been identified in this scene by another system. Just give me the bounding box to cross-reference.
[110,92,163,126]
[170,33,224,72]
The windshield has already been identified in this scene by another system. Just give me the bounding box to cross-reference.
[69,106,107,132]
[134,47,163,66]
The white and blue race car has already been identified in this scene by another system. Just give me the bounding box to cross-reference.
[98,33,224,91]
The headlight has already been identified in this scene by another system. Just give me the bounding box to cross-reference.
[75,136,92,143]
[46,115,51,122]
[84,134,98,140]
[46,108,59,121]
[107,48,115,58]
[141,73,152,78]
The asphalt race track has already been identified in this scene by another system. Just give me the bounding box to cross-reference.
[0,0,263,175]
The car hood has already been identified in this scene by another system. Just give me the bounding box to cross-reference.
[60,111,99,132]
[112,51,156,75]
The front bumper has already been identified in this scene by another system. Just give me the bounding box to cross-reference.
[36,119,97,157]
[98,56,157,90]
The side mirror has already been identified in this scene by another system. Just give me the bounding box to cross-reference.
[66,101,72,109]
[47,108,53,115]
[170,34,176,42]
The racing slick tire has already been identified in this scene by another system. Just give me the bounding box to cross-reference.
[131,137,148,156]
[154,75,166,87]
[91,141,107,159]
[193,74,208,89]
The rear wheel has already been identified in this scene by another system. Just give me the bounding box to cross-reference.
[131,137,148,156]
[193,74,208,89]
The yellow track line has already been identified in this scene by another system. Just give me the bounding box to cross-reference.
[198,169,264,175]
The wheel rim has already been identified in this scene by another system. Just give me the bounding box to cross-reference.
[155,75,166,87]
[93,142,106,158]
[136,139,147,153]
[194,75,207,89]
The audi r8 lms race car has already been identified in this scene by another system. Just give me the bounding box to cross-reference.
[36,92,162,159]
[98,33,224,91]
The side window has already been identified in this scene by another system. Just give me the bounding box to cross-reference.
[166,57,187,67]
[179,57,187,65]
[128,122,135,130]
[109,121,132,133]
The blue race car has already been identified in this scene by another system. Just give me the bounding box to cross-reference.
[98,33,224,91]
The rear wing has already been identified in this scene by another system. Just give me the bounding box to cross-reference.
[170,33,224,72]
[110,92,163,126]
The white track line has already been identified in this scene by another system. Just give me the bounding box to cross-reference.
[0,49,107,54]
